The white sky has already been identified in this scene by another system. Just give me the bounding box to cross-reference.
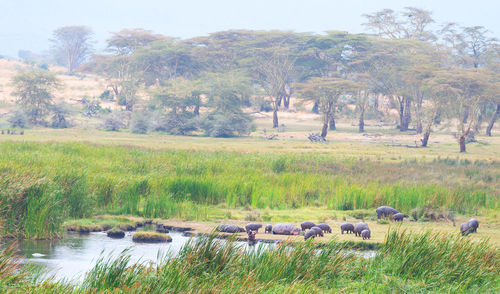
[0,0,498,57]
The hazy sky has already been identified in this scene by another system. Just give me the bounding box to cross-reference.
[0,0,498,57]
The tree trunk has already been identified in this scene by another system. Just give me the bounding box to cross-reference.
[194,104,200,116]
[459,136,466,152]
[486,103,500,136]
[434,109,442,125]
[359,109,365,133]
[398,97,404,130]
[329,116,336,131]
[283,93,290,109]
[401,98,411,131]
[462,108,469,124]
[273,109,279,128]
[321,122,328,138]
[415,97,423,134]
[421,130,430,147]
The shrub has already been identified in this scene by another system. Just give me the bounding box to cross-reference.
[130,112,149,134]
[7,110,28,128]
[50,103,72,128]
[271,157,287,174]
[200,112,253,137]
[103,114,124,131]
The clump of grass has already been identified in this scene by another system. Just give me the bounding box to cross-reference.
[106,227,125,238]
[132,232,172,243]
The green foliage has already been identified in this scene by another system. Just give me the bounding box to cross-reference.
[199,112,253,137]
[130,111,149,134]
[103,114,124,131]
[11,70,61,125]
[7,110,28,128]
[0,142,498,239]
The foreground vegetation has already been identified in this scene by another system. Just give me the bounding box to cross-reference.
[0,139,498,239]
[1,230,499,293]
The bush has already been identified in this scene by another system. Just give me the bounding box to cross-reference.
[200,112,253,137]
[103,114,124,131]
[99,90,113,101]
[7,110,28,128]
[51,103,72,128]
[130,112,149,134]
[271,157,287,174]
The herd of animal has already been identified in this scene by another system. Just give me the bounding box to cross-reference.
[216,206,480,241]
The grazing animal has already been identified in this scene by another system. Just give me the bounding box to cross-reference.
[245,223,263,233]
[272,223,301,235]
[304,229,316,240]
[376,206,399,219]
[265,224,272,234]
[354,222,369,237]
[247,230,257,245]
[310,226,324,237]
[216,224,228,232]
[317,223,332,233]
[216,224,245,233]
[361,229,371,240]
[156,224,168,233]
[340,223,354,234]
[392,213,407,222]
[301,221,316,231]
[468,218,479,233]
[460,223,471,236]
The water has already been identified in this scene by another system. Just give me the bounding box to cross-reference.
[10,232,376,282]
[15,231,192,282]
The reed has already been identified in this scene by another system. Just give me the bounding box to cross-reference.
[0,141,498,239]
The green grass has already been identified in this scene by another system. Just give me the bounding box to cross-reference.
[0,141,498,239]
[3,230,499,293]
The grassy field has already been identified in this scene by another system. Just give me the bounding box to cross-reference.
[0,127,498,240]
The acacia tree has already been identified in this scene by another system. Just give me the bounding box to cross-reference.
[296,77,358,138]
[256,46,295,128]
[11,70,61,125]
[432,68,490,152]
[51,26,94,73]
[90,29,165,110]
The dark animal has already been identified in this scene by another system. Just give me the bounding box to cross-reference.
[468,218,479,233]
[392,213,407,222]
[310,226,324,237]
[340,223,354,234]
[354,222,369,237]
[216,224,228,232]
[460,223,471,236]
[301,221,316,231]
[272,223,301,235]
[265,224,272,234]
[376,206,399,219]
[245,223,262,233]
[247,230,257,245]
[317,223,332,233]
[361,229,371,240]
[304,229,316,240]
[216,224,244,233]
[156,224,168,233]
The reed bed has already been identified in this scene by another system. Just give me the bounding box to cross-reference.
[0,141,498,239]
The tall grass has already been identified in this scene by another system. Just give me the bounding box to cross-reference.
[0,141,498,239]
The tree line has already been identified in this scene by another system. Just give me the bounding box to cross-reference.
[11,7,500,152]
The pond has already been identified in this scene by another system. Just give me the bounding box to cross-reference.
[9,231,376,282]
